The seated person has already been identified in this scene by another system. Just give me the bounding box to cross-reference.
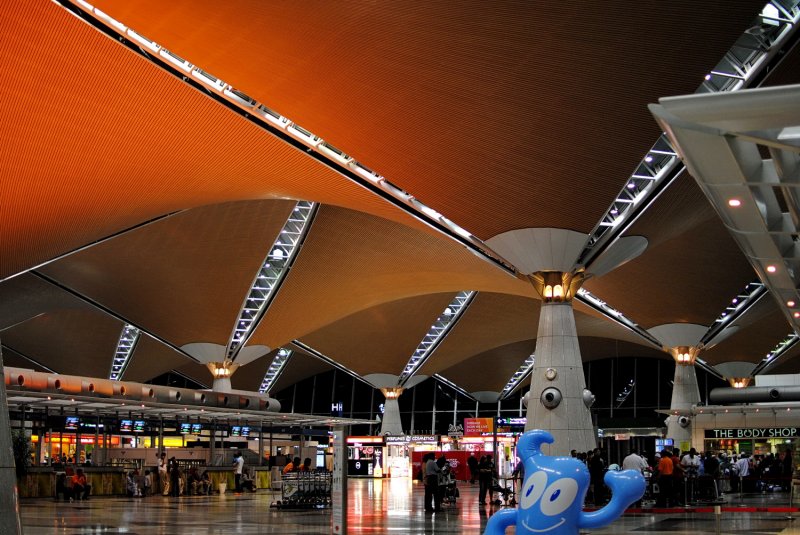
[301,458,312,472]
[199,471,212,495]
[143,469,153,496]
[283,457,301,474]
[126,471,142,497]
[187,467,202,495]
[240,470,257,492]
[71,468,91,501]
[55,472,72,501]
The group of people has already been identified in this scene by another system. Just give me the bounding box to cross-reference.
[282,456,313,474]
[422,453,457,512]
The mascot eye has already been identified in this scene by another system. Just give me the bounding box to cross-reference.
[520,470,547,509]
[540,478,578,516]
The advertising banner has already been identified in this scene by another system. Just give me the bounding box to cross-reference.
[464,418,494,436]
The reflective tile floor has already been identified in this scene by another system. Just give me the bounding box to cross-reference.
[18,479,800,534]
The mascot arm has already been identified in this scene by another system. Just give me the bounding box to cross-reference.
[483,509,517,535]
[578,470,645,530]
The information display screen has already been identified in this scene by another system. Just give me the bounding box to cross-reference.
[65,416,80,430]
[191,423,202,434]
[240,426,250,437]
[133,420,146,433]
[179,423,191,434]
[119,420,133,433]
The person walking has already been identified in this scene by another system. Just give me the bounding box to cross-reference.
[478,455,495,505]
[467,454,478,484]
[233,451,245,492]
[589,448,606,505]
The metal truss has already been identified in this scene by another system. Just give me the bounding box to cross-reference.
[700,281,768,347]
[579,0,800,268]
[226,201,318,361]
[575,289,663,348]
[397,291,476,387]
[499,352,535,400]
[109,324,140,380]
[258,348,293,393]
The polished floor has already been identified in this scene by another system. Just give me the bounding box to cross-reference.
[19,478,800,534]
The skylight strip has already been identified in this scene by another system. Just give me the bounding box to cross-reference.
[397,291,476,387]
[575,289,663,349]
[700,280,767,346]
[258,348,293,393]
[108,324,140,380]
[579,0,800,268]
[433,374,477,402]
[226,201,318,361]
[751,331,800,375]
[499,353,535,400]
[59,0,518,278]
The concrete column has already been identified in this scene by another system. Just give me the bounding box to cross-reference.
[0,343,24,534]
[207,361,239,393]
[666,355,701,448]
[524,302,595,455]
[379,388,404,436]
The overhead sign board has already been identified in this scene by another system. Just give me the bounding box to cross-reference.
[464,418,494,436]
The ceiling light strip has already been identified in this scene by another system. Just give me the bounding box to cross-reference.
[397,291,476,387]
[289,340,374,388]
[108,324,140,380]
[258,348,293,393]
[575,288,663,348]
[225,201,318,361]
[700,280,768,346]
[433,374,477,402]
[693,357,726,381]
[499,352,535,400]
[57,0,517,278]
[579,0,800,268]
[751,332,800,375]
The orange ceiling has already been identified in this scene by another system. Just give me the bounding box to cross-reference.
[92,0,763,240]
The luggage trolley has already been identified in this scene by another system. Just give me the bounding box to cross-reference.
[273,471,332,509]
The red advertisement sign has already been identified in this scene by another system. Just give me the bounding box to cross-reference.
[464,418,494,436]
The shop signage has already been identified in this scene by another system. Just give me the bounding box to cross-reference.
[464,418,494,436]
[705,427,799,439]
[448,423,464,438]
[385,435,410,444]
[409,435,437,443]
[614,433,631,441]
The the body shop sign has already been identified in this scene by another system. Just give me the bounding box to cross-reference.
[705,427,798,439]
[464,418,494,436]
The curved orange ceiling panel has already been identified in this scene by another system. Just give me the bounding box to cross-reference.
[1,2,432,279]
[92,0,763,239]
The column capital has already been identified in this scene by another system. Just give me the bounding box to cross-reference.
[528,270,585,303]
[206,360,240,378]
[380,387,404,400]
[727,377,752,388]
[668,346,701,366]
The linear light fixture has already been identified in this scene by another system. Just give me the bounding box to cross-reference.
[109,324,140,380]
[433,374,477,402]
[579,0,800,268]
[751,332,800,375]
[397,291,476,387]
[700,280,767,346]
[289,340,373,387]
[575,288,663,348]
[226,201,318,361]
[258,348,293,393]
[499,352,535,400]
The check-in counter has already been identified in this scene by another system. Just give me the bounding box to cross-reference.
[18,466,126,498]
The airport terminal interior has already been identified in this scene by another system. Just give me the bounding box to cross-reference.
[3,0,800,533]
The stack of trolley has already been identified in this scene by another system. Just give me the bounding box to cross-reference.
[273,472,332,509]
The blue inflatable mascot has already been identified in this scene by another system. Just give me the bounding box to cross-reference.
[484,430,645,535]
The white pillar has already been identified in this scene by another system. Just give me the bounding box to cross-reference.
[0,344,24,534]
[666,361,700,448]
[379,388,404,436]
[524,302,595,455]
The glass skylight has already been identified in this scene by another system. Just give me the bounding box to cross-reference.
[226,201,318,361]
[701,280,767,346]
[752,331,799,375]
[109,324,140,380]
[397,291,476,386]
[433,374,476,401]
[258,348,293,393]
[579,0,800,268]
[499,352,535,400]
